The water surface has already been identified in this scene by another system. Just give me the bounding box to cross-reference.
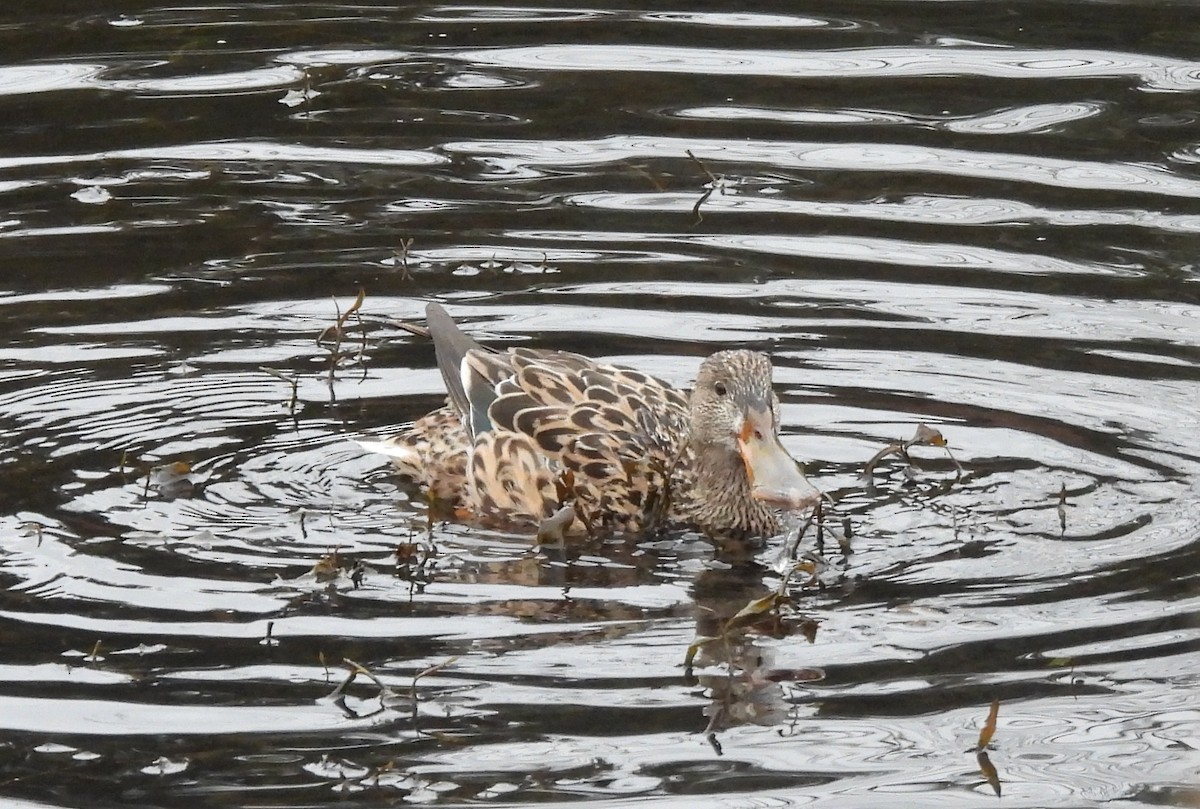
[0,2,1198,807]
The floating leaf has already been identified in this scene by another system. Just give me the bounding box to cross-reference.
[684,636,720,669]
[724,592,783,633]
[977,698,1000,750]
[911,423,947,447]
[146,460,196,500]
[977,750,1001,797]
[395,542,421,566]
[311,550,342,581]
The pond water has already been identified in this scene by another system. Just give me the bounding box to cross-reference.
[0,2,1198,807]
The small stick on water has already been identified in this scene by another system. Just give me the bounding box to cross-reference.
[259,367,299,414]
[259,620,278,647]
[322,306,341,403]
[343,658,391,694]
[20,521,45,546]
[686,149,728,228]
[396,237,414,281]
[814,498,825,553]
[317,288,367,402]
[687,149,719,184]
[352,305,368,382]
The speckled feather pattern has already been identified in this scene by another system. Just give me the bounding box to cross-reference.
[386,349,693,532]
[380,306,793,538]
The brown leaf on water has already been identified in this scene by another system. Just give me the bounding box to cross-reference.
[977,750,1001,797]
[977,698,1000,750]
[343,287,366,321]
[684,636,720,669]
[148,460,192,484]
[911,423,947,447]
[311,549,342,581]
[724,592,783,633]
[147,460,196,500]
[395,542,420,566]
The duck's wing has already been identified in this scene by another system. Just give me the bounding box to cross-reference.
[484,350,691,531]
[424,304,692,529]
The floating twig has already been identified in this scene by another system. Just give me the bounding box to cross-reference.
[316,289,367,402]
[260,620,278,647]
[862,423,962,487]
[686,149,731,227]
[260,366,300,414]
[395,237,414,281]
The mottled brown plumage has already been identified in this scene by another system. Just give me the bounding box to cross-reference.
[367,304,811,539]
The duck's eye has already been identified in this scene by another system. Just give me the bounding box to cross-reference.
[714,382,727,397]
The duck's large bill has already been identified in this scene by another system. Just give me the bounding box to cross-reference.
[737,406,818,511]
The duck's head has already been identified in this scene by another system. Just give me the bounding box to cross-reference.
[689,350,812,510]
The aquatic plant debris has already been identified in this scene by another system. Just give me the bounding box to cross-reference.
[260,366,300,413]
[327,657,459,720]
[687,148,731,226]
[862,423,963,486]
[977,750,1001,797]
[144,460,196,500]
[317,288,369,400]
[393,237,414,280]
[977,697,1000,750]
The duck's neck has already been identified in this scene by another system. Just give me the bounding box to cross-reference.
[688,442,779,539]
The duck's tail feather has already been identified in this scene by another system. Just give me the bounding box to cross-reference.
[426,302,500,441]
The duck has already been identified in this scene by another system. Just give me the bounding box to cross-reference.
[364,303,813,540]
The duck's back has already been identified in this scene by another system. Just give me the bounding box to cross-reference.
[384,305,692,532]
[477,347,690,530]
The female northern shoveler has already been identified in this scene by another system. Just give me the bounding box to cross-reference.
[366,303,813,539]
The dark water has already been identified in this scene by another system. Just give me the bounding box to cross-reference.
[1,2,1198,807]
